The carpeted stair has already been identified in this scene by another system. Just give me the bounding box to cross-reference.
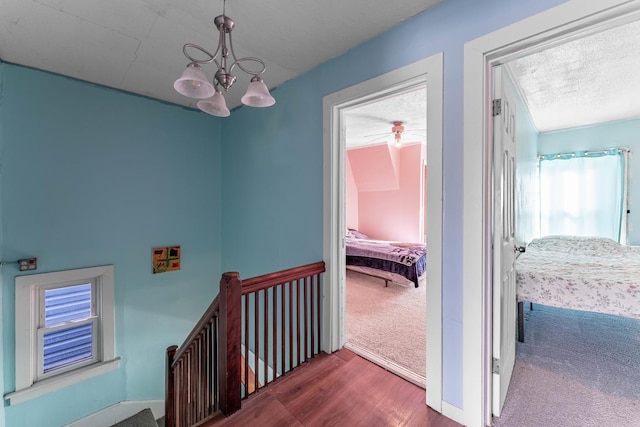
[111,408,164,427]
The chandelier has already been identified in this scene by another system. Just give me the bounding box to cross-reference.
[173,0,275,117]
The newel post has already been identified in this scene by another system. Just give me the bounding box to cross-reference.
[218,271,242,415]
[165,345,178,427]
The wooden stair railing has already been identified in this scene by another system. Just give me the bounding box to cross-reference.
[166,261,325,427]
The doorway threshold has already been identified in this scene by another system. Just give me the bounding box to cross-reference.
[344,341,426,389]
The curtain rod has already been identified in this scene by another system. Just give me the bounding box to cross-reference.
[538,147,630,161]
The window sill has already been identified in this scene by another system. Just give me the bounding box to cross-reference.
[4,357,120,406]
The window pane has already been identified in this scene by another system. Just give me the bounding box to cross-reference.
[44,283,92,327]
[43,323,93,373]
[539,153,623,241]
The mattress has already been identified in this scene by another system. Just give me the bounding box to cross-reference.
[516,235,640,319]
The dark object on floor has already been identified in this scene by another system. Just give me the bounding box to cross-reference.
[111,408,158,427]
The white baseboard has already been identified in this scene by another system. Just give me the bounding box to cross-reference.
[344,342,426,389]
[66,399,164,427]
[442,400,465,426]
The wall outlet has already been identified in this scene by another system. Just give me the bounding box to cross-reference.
[18,258,37,271]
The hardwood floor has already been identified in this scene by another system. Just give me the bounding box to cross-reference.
[205,349,462,427]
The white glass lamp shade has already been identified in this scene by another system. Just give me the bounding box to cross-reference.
[174,64,215,99]
[241,77,276,107]
[197,90,231,117]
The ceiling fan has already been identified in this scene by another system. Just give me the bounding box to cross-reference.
[364,121,426,147]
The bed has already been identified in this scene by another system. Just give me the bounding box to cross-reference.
[515,235,640,341]
[345,229,426,288]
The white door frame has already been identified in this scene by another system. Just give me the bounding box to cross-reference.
[463,1,640,426]
[322,53,444,412]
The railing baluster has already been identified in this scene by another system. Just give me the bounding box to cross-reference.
[296,279,301,367]
[188,349,193,425]
[203,324,209,418]
[195,340,200,422]
[243,293,249,395]
[264,288,269,385]
[289,280,293,370]
[177,360,182,427]
[316,274,322,354]
[273,284,278,382]
[198,334,204,420]
[254,292,259,393]
[304,276,309,360]
[311,276,316,358]
[213,317,218,413]
[281,282,285,376]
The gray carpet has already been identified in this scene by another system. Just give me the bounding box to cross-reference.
[345,269,426,377]
[493,304,640,427]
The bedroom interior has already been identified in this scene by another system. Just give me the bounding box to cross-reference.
[493,16,640,426]
[341,86,428,387]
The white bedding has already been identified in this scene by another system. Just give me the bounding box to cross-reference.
[516,235,640,319]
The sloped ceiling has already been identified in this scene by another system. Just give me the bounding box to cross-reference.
[348,145,400,192]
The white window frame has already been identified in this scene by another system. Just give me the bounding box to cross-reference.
[36,280,99,379]
[5,265,120,405]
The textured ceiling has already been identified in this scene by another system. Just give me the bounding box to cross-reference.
[345,86,427,149]
[0,0,444,111]
[2,2,637,132]
[508,18,640,133]
[344,18,640,147]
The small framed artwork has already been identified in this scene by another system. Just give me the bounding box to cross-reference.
[153,245,181,274]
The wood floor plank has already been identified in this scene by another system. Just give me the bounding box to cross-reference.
[204,349,461,427]
[214,392,303,427]
[296,355,418,426]
[333,348,358,362]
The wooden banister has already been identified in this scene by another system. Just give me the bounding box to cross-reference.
[217,272,242,415]
[166,261,325,427]
[241,261,325,294]
[172,296,220,365]
[165,345,178,427]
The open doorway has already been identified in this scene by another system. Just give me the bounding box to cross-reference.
[463,2,640,426]
[342,85,428,387]
[492,16,640,427]
[322,52,444,413]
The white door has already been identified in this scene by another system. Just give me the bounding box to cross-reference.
[492,65,517,417]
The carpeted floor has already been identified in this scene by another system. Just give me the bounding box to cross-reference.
[493,304,640,427]
[345,269,426,378]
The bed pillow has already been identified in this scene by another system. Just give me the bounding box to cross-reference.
[347,228,369,239]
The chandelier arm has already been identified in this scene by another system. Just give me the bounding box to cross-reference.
[227,31,266,75]
[229,57,267,76]
[182,43,217,65]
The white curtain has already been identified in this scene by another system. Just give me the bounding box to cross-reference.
[539,148,628,243]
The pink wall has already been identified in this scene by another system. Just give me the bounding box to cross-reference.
[346,143,425,242]
[347,143,399,191]
[345,155,359,230]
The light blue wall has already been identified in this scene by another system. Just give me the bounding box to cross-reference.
[0,64,223,426]
[538,118,640,244]
[221,0,567,408]
[0,0,579,421]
